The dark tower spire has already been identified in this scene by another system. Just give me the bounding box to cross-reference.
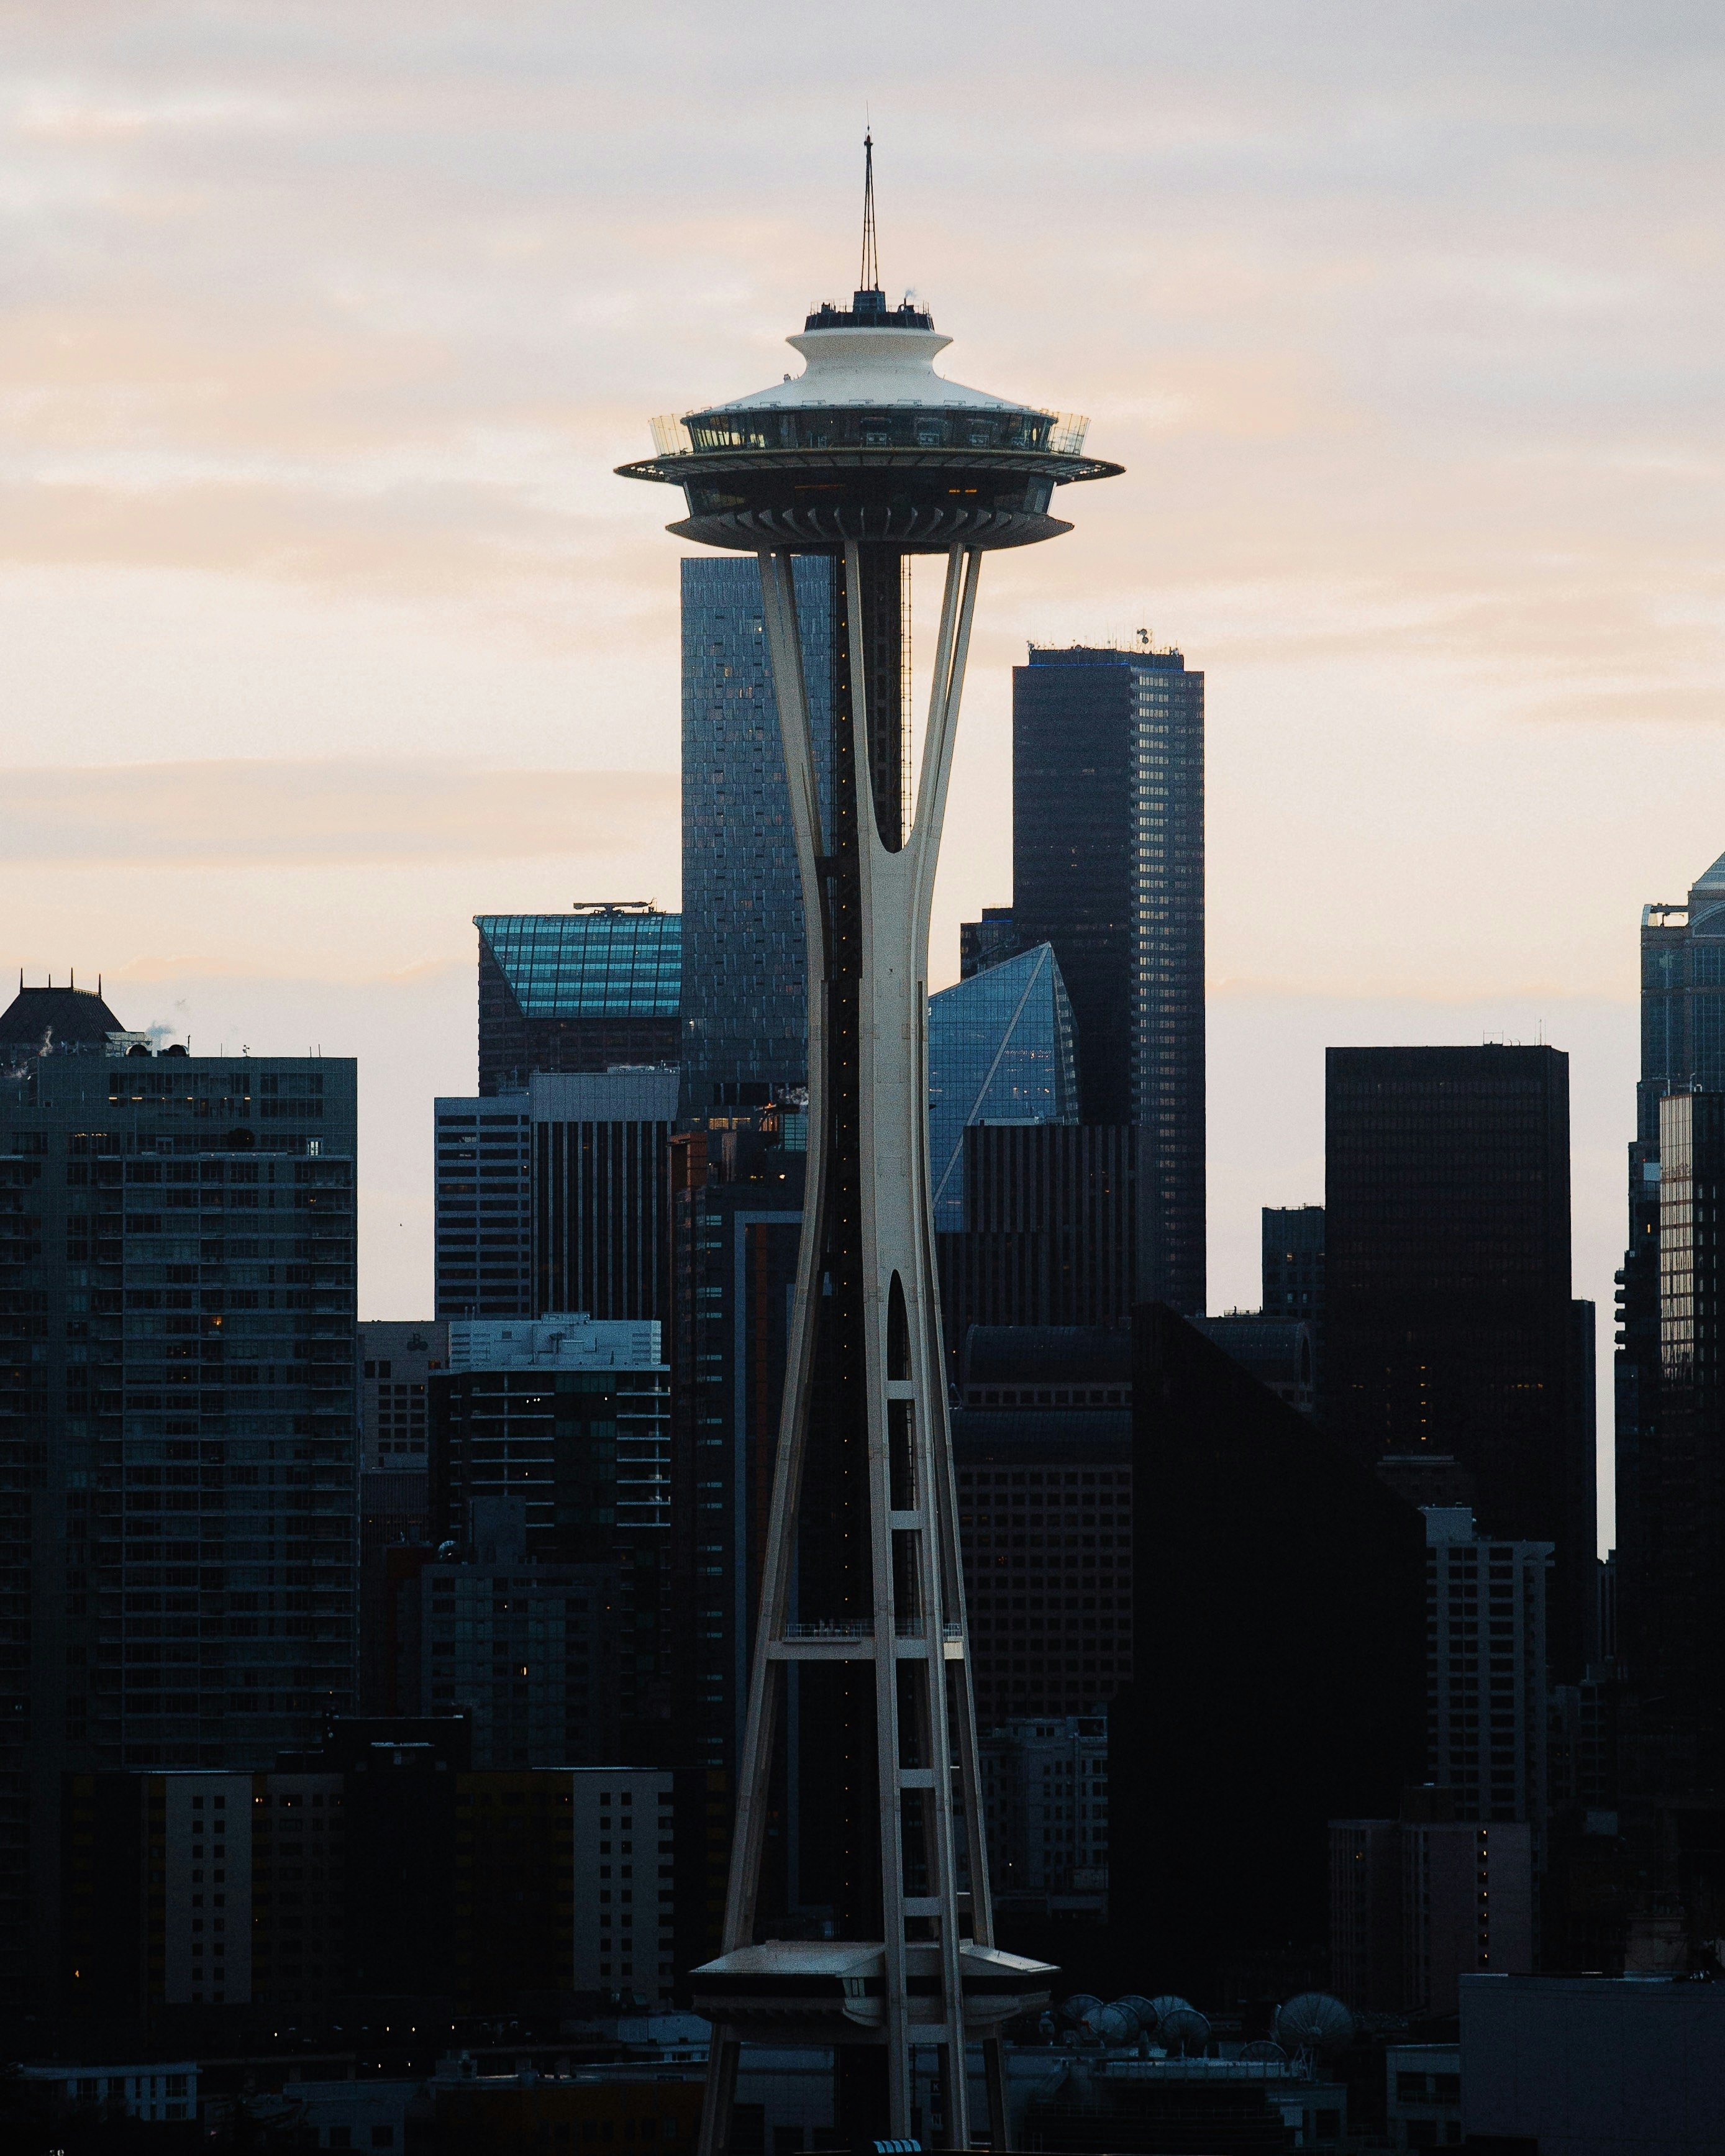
[859,129,880,295]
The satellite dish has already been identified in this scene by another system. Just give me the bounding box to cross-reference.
[1158,2008,1211,2054]
[1144,1993,1195,2028]
[1060,1993,1104,2027]
[1082,2004,1138,2048]
[1240,2039,1288,2063]
[1274,1993,1356,2054]
[1110,1995,1160,2038]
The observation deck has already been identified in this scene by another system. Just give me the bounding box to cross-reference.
[617,288,1121,552]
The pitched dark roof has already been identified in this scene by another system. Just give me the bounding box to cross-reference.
[0,984,125,1048]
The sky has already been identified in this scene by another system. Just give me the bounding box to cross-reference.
[9,2,1725,1547]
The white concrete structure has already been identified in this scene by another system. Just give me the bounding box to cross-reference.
[621,151,1119,2154]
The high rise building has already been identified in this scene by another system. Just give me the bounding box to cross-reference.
[1012,640,1204,1312]
[429,1316,672,1762]
[1618,1089,1725,1798]
[393,1496,622,1769]
[927,944,1078,1231]
[435,1073,676,1324]
[476,905,681,1098]
[937,1123,1167,1358]
[952,1329,1133,1734]
[959,906,1022,981]
[1422,1505,1551,1849]
[666,1111,806,1793]
[530,1070,678,1321]
[434,1094,532,1318]
[1616,851,1725,1805]
[0,996,357,2006]
[1262,1203,1324,1328]
[679,554,834,1117]
[1324,1045,1594,1678]
[1111,1307,1425,2004]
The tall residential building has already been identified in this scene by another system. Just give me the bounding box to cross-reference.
[1324,1045,1594,1678]
[0,1000,357,2006]
[679,554,834,1116]
[429,1316,672,1762]
[475,905,681,1098]
[1422,1505,1551,1849]
[927,943,1078,1231]
[393,1496,622,1770]
[1012,640,1204,1312]
[1262,1203,1325,1327]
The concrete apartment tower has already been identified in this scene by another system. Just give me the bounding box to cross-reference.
[619,141,1121,2149]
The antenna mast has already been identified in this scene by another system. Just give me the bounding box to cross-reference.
[860,129,880,293]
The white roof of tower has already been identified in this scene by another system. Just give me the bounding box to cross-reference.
[708,324,1022,415]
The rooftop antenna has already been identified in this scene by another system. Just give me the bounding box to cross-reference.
[860,128,880,294]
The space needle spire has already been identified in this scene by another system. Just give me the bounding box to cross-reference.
[619,164,1122,2152]
[860,129,880,295]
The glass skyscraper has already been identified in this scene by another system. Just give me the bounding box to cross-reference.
[1012,641,1205,1314]
[680,555,834,1113]
[476,905,681,1097]
[927,942,1078,1230]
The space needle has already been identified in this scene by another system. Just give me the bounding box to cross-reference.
[619,141,1122,2152]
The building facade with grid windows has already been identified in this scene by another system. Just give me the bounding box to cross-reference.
[1012,643,1204,1314]
[680,555,834,1116]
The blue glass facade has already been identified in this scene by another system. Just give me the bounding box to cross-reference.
[680,555,835,1113]
[927,944,1078,1230]
[476,907,681,1096]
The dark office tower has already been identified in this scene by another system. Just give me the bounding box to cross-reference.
[530,1070,677,1320]
[937,1123,1164,1361]
[1262,1203,1324,1328]
[950,1328,1134,1732]
[1013,641,1205,1313]
[959,906,1022,981]
[927,944,1078,1231]
[475,904,681,1098]
[434,1094,531,1318]
[679,554,834,1115]
[1324,1045,1593,1678]
[1616,853,1725,1776]
[0,1007,357,2005]
[1111,1306,1425,2004]
[1619,1091,1725,1799]
[665,1110,806,1791]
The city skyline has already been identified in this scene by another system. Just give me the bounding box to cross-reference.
[7,9,1725,1547]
